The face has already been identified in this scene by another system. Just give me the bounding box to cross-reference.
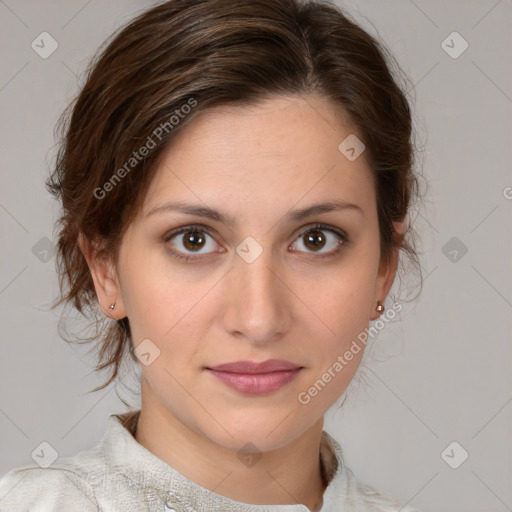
[86,93,398,452]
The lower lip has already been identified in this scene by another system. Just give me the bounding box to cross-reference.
[206,368,301,395]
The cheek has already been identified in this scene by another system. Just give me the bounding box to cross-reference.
[293,251,378,387]
[296,257,378,336]
[122,267,219,381]
[118,245,202,340]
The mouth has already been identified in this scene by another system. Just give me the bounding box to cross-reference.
[205,359,303,395]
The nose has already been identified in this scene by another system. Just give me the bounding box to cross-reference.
[221,248,292,345]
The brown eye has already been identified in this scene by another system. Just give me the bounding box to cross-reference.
[291,225,346,255]
[304,230,326,251]
[182,231,206,251]
[165,226,218,256]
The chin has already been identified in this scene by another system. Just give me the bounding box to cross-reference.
[199,407,317,453]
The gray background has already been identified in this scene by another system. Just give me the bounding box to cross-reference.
[1,1,511,511]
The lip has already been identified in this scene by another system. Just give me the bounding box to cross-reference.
[208,359,301,374]
[206,359,303,395]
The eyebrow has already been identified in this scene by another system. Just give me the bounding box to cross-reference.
[146,199,363,225]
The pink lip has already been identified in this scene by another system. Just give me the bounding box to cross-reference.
[206,359,303,395]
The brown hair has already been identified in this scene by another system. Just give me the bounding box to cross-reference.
[47,0,425,395]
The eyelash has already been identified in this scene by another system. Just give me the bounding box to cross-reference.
[162,222,350,262]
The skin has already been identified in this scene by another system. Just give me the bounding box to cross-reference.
[80,93,401,511]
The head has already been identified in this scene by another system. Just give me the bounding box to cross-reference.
[48,0,422,451]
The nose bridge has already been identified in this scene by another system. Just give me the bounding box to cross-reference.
[223,243,290,343]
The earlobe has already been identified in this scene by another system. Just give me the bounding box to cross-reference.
[77,232,126,319]
[371,221,404,320]
[370,258,396,321]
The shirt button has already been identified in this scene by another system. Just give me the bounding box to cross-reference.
[163,501,180,512]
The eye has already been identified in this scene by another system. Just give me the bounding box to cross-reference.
[290,223,348,255]
[163,222,349,263]
[164,225,220,258]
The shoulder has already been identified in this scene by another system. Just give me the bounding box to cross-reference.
[321,431,421,512]
[344,467,420,512]
[0,463,98,511]
[0,438,110,512]
[0,413,143,511]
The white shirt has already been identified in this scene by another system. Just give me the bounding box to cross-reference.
[0,410,420,511]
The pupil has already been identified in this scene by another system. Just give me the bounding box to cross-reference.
[305,230,325,250]
[183,231,205,251]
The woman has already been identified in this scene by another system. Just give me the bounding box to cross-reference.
[0,0,423,510]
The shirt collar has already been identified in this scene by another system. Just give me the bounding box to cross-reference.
[104,409,349,512]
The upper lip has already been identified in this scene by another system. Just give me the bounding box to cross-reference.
[207,359,302,374]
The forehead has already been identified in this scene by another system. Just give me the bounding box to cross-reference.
[141,94,375,219]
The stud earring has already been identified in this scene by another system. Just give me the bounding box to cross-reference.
[376,301,384,314]
[109,302,116,311]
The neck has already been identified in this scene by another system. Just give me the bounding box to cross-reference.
[134,382,327,510]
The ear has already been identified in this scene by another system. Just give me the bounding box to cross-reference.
[77,232,126,319]
[370,221,404,321]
